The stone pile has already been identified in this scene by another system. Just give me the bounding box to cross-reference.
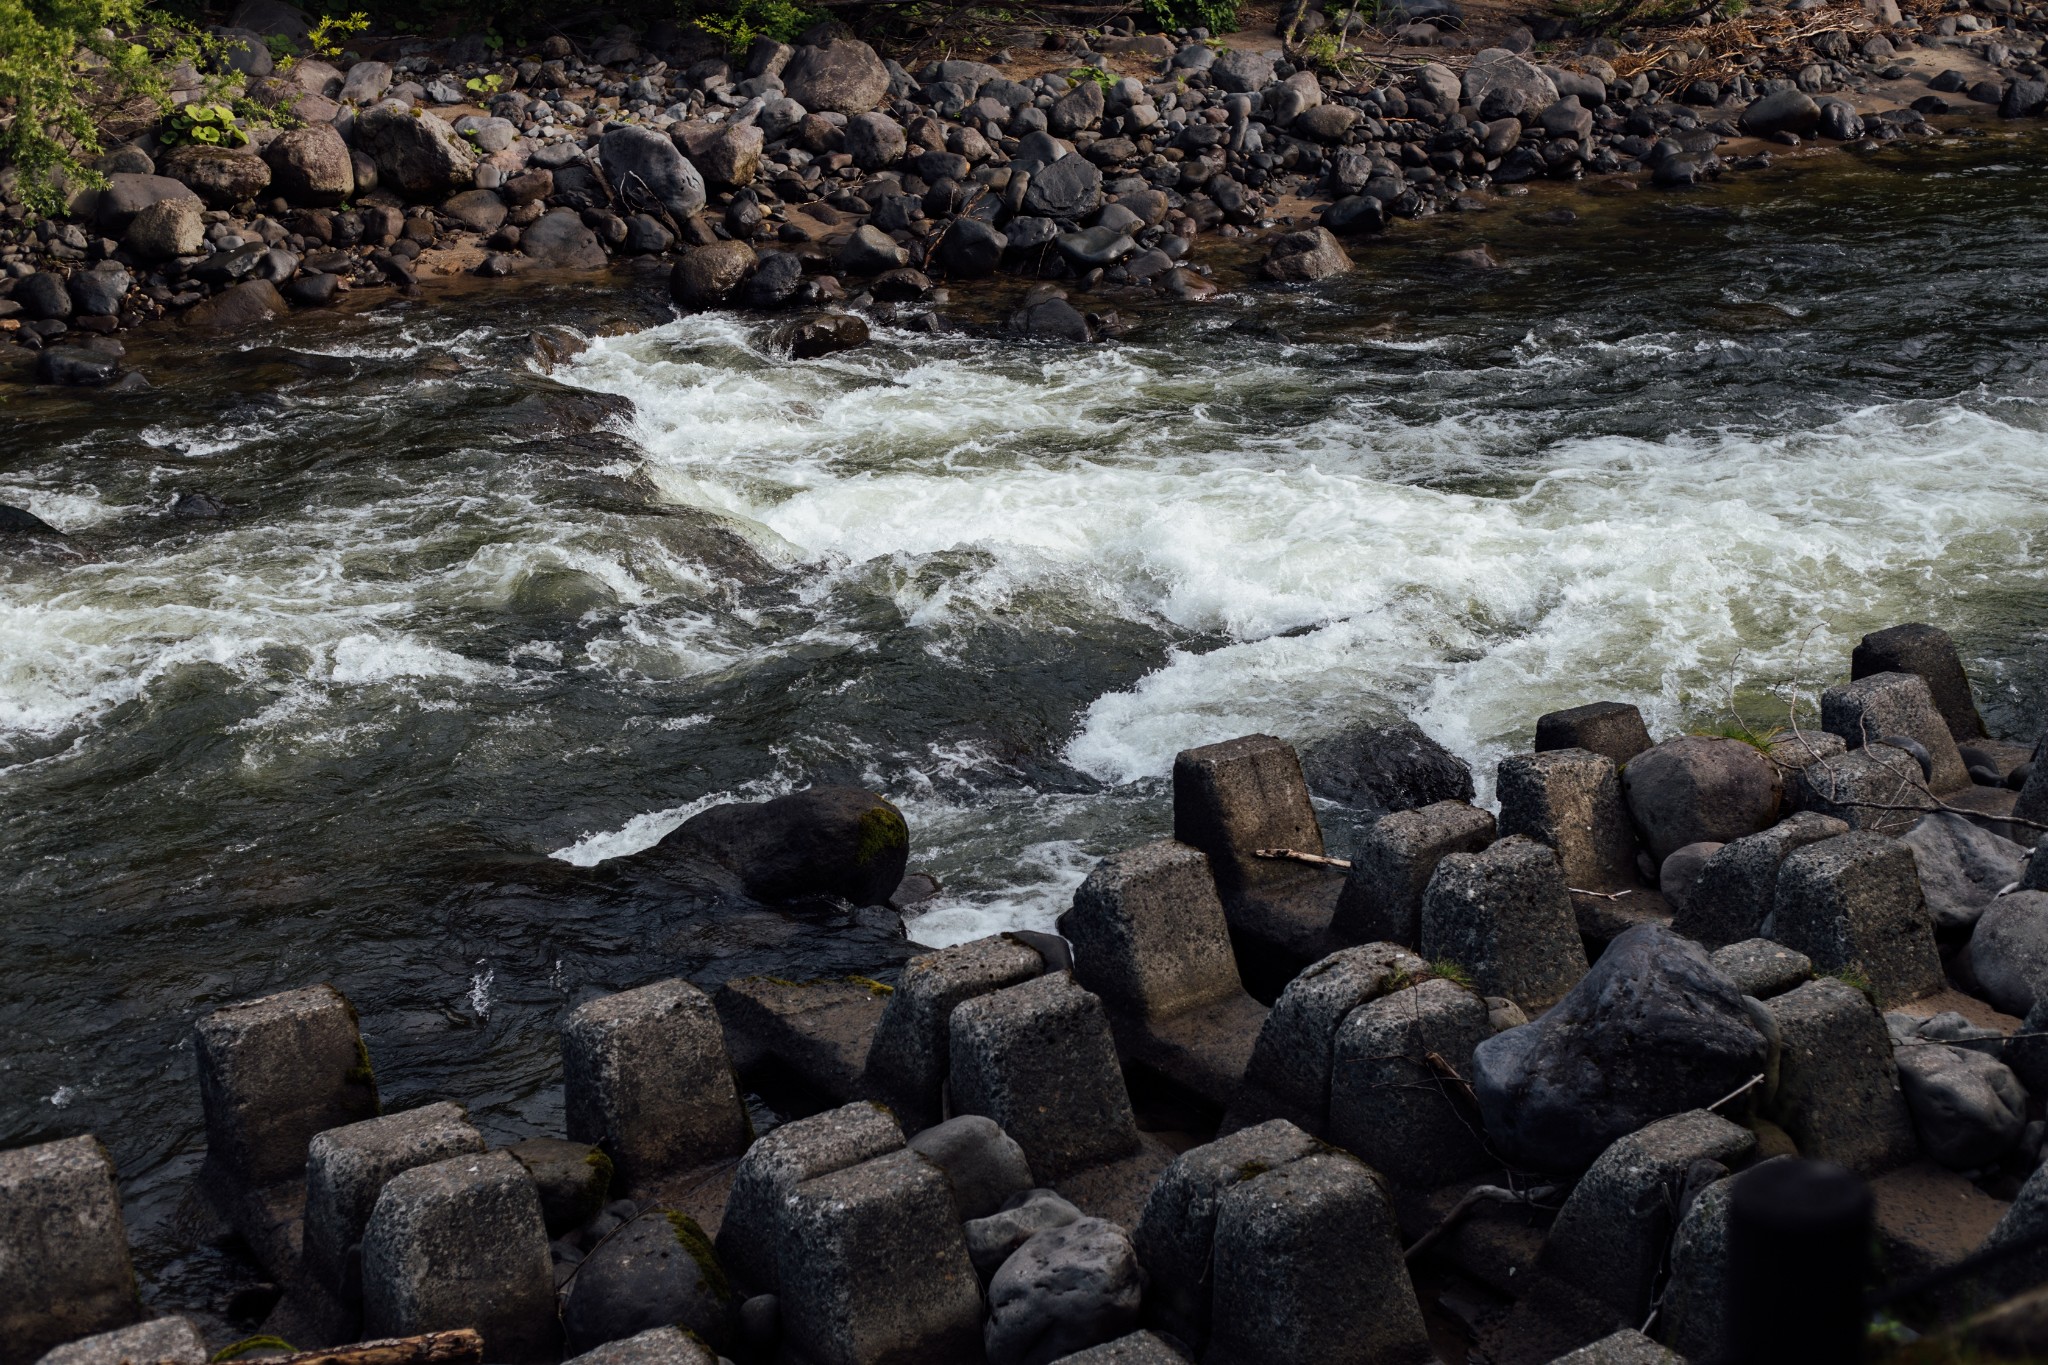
[12,616,2048,1364]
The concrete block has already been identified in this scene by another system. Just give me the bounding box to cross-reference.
[716,976,888,1111]
[562,978,749,1189]
[864,935,1044,1133]
[1059,840,1267,1110]
[1548,1329,1683,1364]
[32,1317,206,1365]
[1766,832,1942,1007]
[1419,835,1590,1012]
[949,973,1140,1183]
[715,1100,903,1295]
[1049,1331,1191,1363]
[1535,700,1653,768]
[1327,976,1495,1188]
[303,1101,484,1295]
[195,984,378,1193]
[1538,1110,1756,1324]
[1763,977,1918,1175]
[1708,938,1812,999]
[562,1326,718,1365]
[1172,733,1343,964]
[1822,670,1970,795]
[1852,622,1987,743]
[1227,942,1428,1134]
[504,1136,611,1238]
[1673,812,1850,948]
[776,1148,983,1365]
[1795,744,1941,833]
[1132,1119,1323,1348]
[1771,728,1848,791]
[1207,1152,1433,1365]
[1329,801,1496,948]
[1658,1167,1741,1365]
[0,1137,137,1365]
[1497,748,1639,893]
[358,1149,556,1360]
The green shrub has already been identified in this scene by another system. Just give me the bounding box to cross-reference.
[1143,0,1240,35]
[690,0,818,49]
[163,99,245,146]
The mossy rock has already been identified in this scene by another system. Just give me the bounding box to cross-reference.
[562,1208,738,1354]
[506,1136,612,1238]
[651,785,911,906]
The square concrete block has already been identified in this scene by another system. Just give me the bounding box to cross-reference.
[1327,976,1495,1188]
[1535,700,1654,768]
[303,1100,485,1293]
[359,1149,555,1360]
[863,935,1044,1134]
[1852,623,1987,743]
[562,1325,718,1365]
[0,1136,137,1365]
[32,1316,206,1365]
[195,984,378,1192]
[1537,1110,1755,1324]
[1708,938,1813,999]
[715,1100,903,1294]
[1419,835,1589,1012]
[1763,977,1918,1175]
[949,973,1140,1183]
[1766,831,1942,1007]
[1822,670,1970,795]
[1207,1152,1433,1365]
[1795,744,1941,834]
[1060,841,1245,1021]
[1228,943,1429,1134]
[776,1147,983,1365]
[1050,1331,1192,1363]
[1329,801,1496,948]
[1172,733,1342,963]
[716,975,887,1110]
[562,978,749,1189]
[1132,1118,1323,1349]
[1548,1329,1683,1364]
[1673,811,1850,948]
[1497,748,1639,893]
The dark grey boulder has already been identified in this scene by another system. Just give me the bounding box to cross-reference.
[1890,1031,2027,1169]
[506,1137,611,1238]
[1851,622,1988,744]
[908,1116,1033,1221]
[37,348,120,386]
[601,125,707,220]
[1966,890,2048,1017]
[939,217,1008,277]
[1462,49,1559,119]
[769,311,870,359]
[1620,735,1783,865]
[670,240,757,307]
[1740,89,1822,136]
[94,173,199,233]
[0,503,64,536]
[561,1209,736,1354]
[965,1189,1082,1281]
[15,271,73,320]
[1472,924,1769,1171]
[441,189,507,235]
[1902,812,2025,932]
[650,785,908,906]
[1055,225,1133,271]
[1021,154,1102,218]
[1817,99,1865,141]
[1262,227,1352,282]
[1009,298,1091,343]
[353,103,478,198]
[1300,720,1473,815]
[66,269,129,318]
[782,36,889,115]
[984,1217,1143,1365]
[835,225,908,275]
[741,251,805,308]
[521,209,608,269]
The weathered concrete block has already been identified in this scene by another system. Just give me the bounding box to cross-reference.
[504,1136,611,1238]
[1793,742,1940,835]
[1327,977,1494,1188]
[864,935,1044,1133]
[561,1325,718,1365]
[1766,832,1942,1007]
[1763,977,1918,1175]
[776,1147,984,1365]
[1538,1110,1756,1324]
[949,973,1140,1183]
[1658,1167,1742,1365]
[1497,748,1638,892]
[1172,733,1342,963]
[0,1137,137,1365]
[715,1100,902,1294]
[1771,728,1848,794]
[562,978,749,1189]
[1049,1331,1191,1363]
[1709,938,1813,999]
[359,1149,555,1359]
[1059,840,1267,1109]
[1132,1119,1323,1348]
[1852,622,1987,743]
[1535,700,1653,768]
[1673,811,1850,948]
[302,1101,483,1296]
[1207,1152,1433,1365]
[32,1317,206,1365]
[716,975,888,1110]
[195,984,378,1193]
[1329,801,1495,947]
[1548,1329,1684,1364]
[1419,835,1589,1012]
[1227,943,1428,1134]
[1822,670,1970,795]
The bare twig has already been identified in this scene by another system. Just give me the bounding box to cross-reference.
[1404,1183,1560,1261]
[1706,1073,1765,1113]
[1254,847,1352,868]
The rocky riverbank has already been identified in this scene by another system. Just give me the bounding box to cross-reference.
[3,0,2048,378]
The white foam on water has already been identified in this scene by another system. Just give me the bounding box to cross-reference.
[550,770,805,865]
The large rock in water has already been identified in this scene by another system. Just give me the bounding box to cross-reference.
[561,1209,736,1354]
[782,36,891,114]
[352,104,478,198]
[1300,720,1473,815]
[1472,924,1769,1171]
[1261,227,1351,282]
[1740,88,1822,136]
[983,1217,1142,1365]
[602,125,707,219]
[670,240,757,307]
[1620,735,1782,865]
[654,786,908,906]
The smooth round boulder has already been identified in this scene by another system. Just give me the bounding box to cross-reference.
[1300,720,1473,814]
[652,785,908,905]
[1740,88,1823,137]
[768,310,869,359]
[835,224,907,276]
[1894,1040,2027,1169]
[181,278,288,330]
[844,111,907,170]
[14,271,73,320]
[670,240,758,308]
[1262,226,1352,282]
[161,144,272,208]
[1659,841,1724,914]
[984,1217,1143,1365]
[68,268,131,318]
[781,36,890,115]
[125,197,207,260]
[600,125,707,220]
[520,209,608,269]
[1620,735,1783,865]
[1966,890,2048,1016]
[908,1116,1034,1221]
[741,251,805,309]
[966,1190,1083,1281]
[263,124,354,204]
[441,188,508,235]
[561,1210,736,1354]
[1901,811,2025,932]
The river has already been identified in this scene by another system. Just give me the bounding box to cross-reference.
[4,127,2048,1319]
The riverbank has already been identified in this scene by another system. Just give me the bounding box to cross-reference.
[1,0,2046,377]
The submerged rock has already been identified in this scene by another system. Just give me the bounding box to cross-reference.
[650,786,909,906]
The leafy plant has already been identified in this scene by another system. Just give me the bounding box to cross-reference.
[1068,64,1114,90]
[164,99,247,145]
[690,0,817,49]
[1142,0,1240,35]
[1429,958,1476,989]
[304,9,367,58]
[1298,30,1342,70]
[263,32,295,61]
[464,70,504,94]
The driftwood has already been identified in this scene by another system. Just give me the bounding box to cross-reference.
[234,1331,486,1365]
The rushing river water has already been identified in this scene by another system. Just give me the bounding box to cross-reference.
[6,128,2048,1320]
